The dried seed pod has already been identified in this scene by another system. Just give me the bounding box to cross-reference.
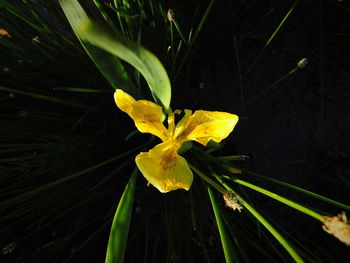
[223,191,243,212]
[322,212,350,246]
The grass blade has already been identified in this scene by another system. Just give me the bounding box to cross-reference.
[105,168,138,263]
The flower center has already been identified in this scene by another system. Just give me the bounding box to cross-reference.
[160,148,177,170]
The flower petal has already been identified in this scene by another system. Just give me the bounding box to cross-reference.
[135,142,193,193]
[175,110,238,146]
[173,109,192,138]
[114,89,168,141]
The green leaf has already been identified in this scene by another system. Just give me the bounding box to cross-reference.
[214,174,305,263]
[0,86,89,109]
[105,168,138,263]
[59,0,136,96]
[238,169,350,212]
[80,23,171,112]
[232,178,323,221]
[207,187,237,263]
[243,0,298,78]
[59,0,171,112]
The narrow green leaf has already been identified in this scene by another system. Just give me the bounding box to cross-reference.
[246,66,299,105]
[230,178,323,221]
[54,86,110,93]
[59,0,171,112]
[239,169,350,212]
[214,174,305,263]
[243,0,298,78]
[0,1,46,32]
[93,0,116,30]
[207,187,237,263]
[241,199,304,263]
[264,0,299,48]
[189,0,215,46]
[59,0,137,95]
[0,146,143,211]
[105,168,138,263]
[221,212,252,263]
[0,86,89,109]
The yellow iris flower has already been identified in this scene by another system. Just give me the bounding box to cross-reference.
[115,89,239,193]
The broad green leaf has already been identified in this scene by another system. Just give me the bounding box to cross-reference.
[59,0,137,97]
[59,0,171,112]
[80,23,171,112]
[105,168,138,263]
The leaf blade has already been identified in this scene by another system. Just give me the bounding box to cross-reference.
[105,168,138,263]
[79,22,171,112]
[59,0,171,111]
[208,187,237,263]
[59,0,137,96]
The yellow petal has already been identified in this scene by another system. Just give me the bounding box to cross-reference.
[135,142,193,193]
[173,109,192,137]
[175,110,239,146]
[114,89,168,141]
[167,108,175,135]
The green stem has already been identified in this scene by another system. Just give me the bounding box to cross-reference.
[246,66,299,105]
[189,164,226,194]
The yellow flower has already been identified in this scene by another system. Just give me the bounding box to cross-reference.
[114,89,239,193]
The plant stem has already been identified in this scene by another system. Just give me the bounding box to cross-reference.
[189,164,226,194]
